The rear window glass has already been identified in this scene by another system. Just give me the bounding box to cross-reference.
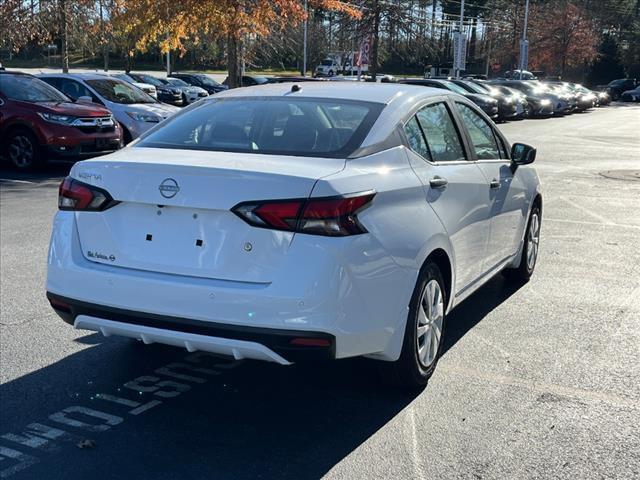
[136,97,383,158]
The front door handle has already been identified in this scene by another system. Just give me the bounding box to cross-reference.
[429,176,448,189]
[489,179,501,189]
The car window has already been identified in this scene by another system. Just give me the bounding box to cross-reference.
[403,116,431,161]
[59,79,93,101]
[137,97,383,158]
[455,102,501,160]
[86,79,156,104]
[416,102,466,162]
[1,75,69,103]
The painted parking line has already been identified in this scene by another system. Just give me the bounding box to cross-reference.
[0,352,242,479]
[0,179,35,185]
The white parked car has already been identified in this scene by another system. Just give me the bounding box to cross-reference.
[46,83,542,387]
[162,77,208,104]
[315,58,342,77]
[111,73,157,99]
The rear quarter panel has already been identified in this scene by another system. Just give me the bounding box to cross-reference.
[309,146,454,360]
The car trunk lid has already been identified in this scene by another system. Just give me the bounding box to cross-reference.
[72,147,345,283]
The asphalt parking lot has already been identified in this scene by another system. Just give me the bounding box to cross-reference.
[1,104,639,479]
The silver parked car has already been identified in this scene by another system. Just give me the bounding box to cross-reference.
[38,73,179,143]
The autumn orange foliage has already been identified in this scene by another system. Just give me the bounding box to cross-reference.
[528,1,599,76]
[112,0,360,85]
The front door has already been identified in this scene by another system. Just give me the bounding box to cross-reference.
[402,100,492,293]
[453,101,527,272]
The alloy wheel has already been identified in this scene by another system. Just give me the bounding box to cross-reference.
[8,135,35,168]
[416,279,444,368]
[527,213,540,270]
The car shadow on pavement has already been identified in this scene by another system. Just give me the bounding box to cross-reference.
[442,274,522,355]
[0,277,521,479]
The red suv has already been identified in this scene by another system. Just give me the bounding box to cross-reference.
[0,71,122,170]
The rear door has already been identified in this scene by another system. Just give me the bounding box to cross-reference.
[453,101,527,272]
[402,99,491,293]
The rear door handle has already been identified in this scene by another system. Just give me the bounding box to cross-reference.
[489,179,501,189]
[429,176,448,189]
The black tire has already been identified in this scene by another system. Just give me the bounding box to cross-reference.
[119,123,133,145]
[328,70,334,76]
[380,261,447,388]
[503,205,541,282]
[3,128,43,171]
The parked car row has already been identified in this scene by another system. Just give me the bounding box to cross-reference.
[0,68,624,171]
[397,78,611,123]
[0,70,236,170]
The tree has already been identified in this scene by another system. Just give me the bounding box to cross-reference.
[527,1,599,76]
[112,0,360,87]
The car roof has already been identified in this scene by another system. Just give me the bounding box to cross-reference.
[0,70,33,76]
[214,81,450,105]
[38,72,121,81]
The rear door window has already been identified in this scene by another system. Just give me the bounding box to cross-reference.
[416,102,466,162]
[403,116,431,161]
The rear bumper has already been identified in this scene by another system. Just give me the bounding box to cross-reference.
[46,210,415,362]
[47,292,335,363]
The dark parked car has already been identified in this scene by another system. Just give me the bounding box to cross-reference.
[0,71,121,170]
[606,79,637,100]
[471,81,531,118]
[400,79,499,120]
[128,73,183,106]
[488,80,556,117]
[169,73,228,94]
[450,79,521,121]
[222,75,270,87]
[545,81,597,110]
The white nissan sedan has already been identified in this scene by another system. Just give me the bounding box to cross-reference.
[46,83,542,387]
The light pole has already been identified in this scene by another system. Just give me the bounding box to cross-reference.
[454,0,465,79]
[302,0,308,77]
[519,0,530,79]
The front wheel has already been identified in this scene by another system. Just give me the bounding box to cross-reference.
[503,205,541,282]
[380,262,447,388]
[4,129,42,171]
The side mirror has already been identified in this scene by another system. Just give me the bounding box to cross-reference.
[511,142,536,165]
[76,96,93,104]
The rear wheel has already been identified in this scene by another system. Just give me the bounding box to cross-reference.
[4,129,42,171]
[503,205,541,282]
[381,261,446,388]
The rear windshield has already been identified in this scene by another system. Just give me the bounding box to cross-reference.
[0,74,69,103]
[136,97,383,158]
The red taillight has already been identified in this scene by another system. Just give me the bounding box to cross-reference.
[58,177,117,211]
[232,191,375,237]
